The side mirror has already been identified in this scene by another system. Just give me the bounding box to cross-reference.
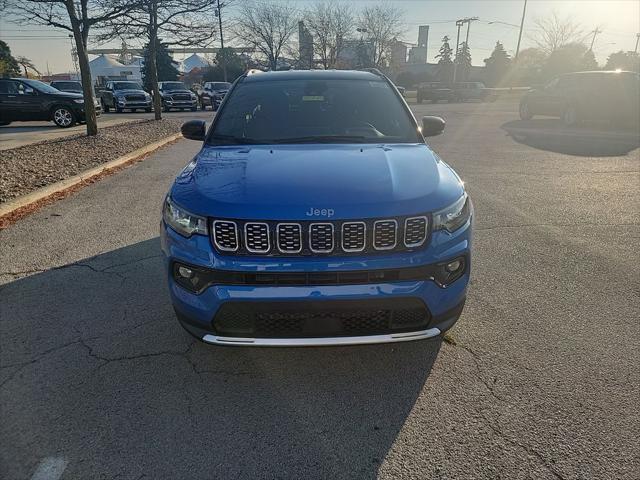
[24,87,34,95]
[181,120,206,141]
[421,116,445,137]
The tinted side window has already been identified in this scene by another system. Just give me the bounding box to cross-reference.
[0,80,19,94]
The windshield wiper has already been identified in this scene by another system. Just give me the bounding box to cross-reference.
[209,134,260,145]
[272,135,369,144]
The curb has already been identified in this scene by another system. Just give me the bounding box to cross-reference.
[0,132,183,224]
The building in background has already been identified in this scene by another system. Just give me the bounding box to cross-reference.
[390,40,409,72]
[408,25,429,64]
[88,54,141,86]
[180,53,211,74]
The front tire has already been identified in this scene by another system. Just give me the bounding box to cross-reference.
[52,106,75,128]
[519,101,533,120]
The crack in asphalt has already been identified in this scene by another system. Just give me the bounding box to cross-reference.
[0,253,162,280]
[445,340,567,480]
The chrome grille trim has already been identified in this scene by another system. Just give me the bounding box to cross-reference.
[373,219,397,250]
[244,222,270,253]
[341,222,366,252]
[404,216,429,248]
[212,220,239,252]
[309,223,335,253]
[276,223,303,253]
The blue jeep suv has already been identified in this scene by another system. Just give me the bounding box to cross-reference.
[161,69,472,346]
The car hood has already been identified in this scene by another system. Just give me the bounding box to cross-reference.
[113,89,146,95]
[171,144,464,220]
[51,91,83,99]
[163,89,193,95]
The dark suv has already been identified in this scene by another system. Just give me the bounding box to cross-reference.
[198,81,231,110]
[99,81,152,113]
[158,81,198,111]
[519,70,640,127]
[0,78,101,128]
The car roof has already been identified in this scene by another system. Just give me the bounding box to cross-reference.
[241,69,384,83]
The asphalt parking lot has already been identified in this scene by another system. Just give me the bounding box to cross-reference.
[1,99,639,479]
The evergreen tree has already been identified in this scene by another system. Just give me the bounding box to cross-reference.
[605,51,640,72]
[141,39,179,91]
[203,48,247,82]
[436,36,454,83]
[456,41,472,82]
[484,41,511,86]
[0,40,21,78]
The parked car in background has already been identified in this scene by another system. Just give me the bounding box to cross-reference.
[158,81,198,112]
[0,78,101,128]
[452,82,489,102]
[197,81,231,110]
[50,80,83,94]
[99,81,152,113]
[417,82,454,103]
[519,70,640,127]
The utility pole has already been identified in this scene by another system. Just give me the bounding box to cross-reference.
[635,33,640,54]
[216,0,227,82]
[515,0,527,60]
[589,27,602,51]
[453,17,478,84]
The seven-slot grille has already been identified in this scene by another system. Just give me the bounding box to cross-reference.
[210,216,429,255]
[172,93,191,101]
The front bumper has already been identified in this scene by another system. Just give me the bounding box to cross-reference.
[161,218,471,346]
[164,98,198,108]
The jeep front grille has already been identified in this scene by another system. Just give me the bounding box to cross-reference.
[209,215,430,256]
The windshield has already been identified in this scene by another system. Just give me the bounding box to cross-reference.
[208,79,420,145]
[23,79,60,94]
[113,82,142,90]
[161,82,187,91]
[208,82,231,90]
[52,82,82,90]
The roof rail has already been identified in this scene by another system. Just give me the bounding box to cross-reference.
[359,67,385,78]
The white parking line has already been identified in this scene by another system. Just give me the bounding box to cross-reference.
[30,457,68,480]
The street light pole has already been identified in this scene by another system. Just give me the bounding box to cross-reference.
[453,20,463,83]
[589,27,603,51]
[635,33,640,54]
[515,0,527,60]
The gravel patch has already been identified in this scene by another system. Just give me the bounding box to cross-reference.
[0,119,183,203]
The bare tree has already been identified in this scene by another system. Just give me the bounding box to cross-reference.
[98,0,216,120]
[235,1,298,71]
[532,12,584,55]
[7,0,137,135]
[304,1,354,69]
[358,3,405,68]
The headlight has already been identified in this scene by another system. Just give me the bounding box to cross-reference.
[433,193,471,233]
[190,93,197,99]
[73,98,84,104]
[163,196,207,237]
[145,92,151,99]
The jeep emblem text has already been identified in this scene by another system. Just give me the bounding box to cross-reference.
[306,207,335,218]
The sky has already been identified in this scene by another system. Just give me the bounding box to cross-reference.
[1,0,639,74]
